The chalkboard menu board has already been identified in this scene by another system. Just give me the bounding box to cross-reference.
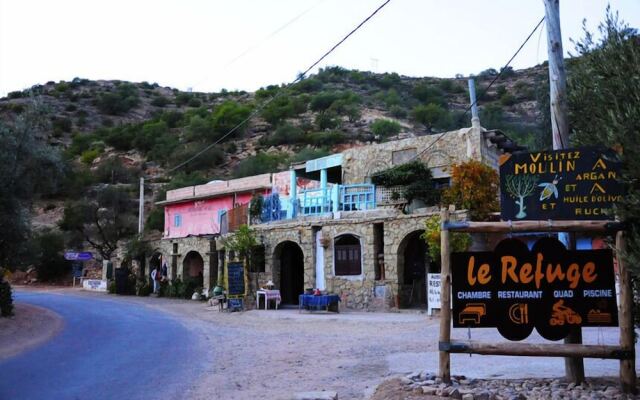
[226,261,246,296]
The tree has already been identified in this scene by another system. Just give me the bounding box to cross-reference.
[566,9,640,323]
[0,103,65,266]
[411,103,451,131]
[422,215,471,262]
[442,161,499,221]
[59,186,137,260]
[504,174,539,219]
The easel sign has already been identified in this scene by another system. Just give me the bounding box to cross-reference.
[225,261,247,311]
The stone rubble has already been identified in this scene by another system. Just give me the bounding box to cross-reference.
[399,370,638,399]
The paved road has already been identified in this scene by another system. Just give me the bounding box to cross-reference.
[0,291,206,400]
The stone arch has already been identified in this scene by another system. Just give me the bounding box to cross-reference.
[396,229,430,308]
[421,149,452,168]
[273,240,305,305]
[333,232,363,277]
[182,250,204,287]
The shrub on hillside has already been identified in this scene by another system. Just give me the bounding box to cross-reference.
[390,105,407,119]
[306,130,346,146]
[411,103,452,131]
[151,96,169,107]
[94,157,137,184]
[370,119,402,138]
[260,123,305,147]
[412,83,445,106]
[233,153,288,178]
[80,149,100,164]
[314,111,341,130]
[211,101,252,137]
[96,83,139,115]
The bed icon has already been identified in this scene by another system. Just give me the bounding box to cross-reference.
[459,303,487,324]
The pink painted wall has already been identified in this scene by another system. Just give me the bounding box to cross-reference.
[164,191,267,239]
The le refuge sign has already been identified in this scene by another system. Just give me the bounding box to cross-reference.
[499,147,622,220]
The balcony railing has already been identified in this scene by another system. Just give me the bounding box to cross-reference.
[300,188,331,216]
[340,184,376,211]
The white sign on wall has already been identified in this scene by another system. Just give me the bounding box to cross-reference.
[82,279,107,292]
[427,273,441,316]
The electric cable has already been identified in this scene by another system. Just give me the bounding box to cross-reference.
[398,16,546,169]
[167,0,393,174]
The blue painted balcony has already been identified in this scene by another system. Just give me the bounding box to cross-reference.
[297,184,376,216]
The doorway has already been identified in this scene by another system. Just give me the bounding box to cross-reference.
[398,231,429,308]
[274,241,304,305]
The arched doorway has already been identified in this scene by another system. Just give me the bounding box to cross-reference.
[183,251,204,287]
[397,231,430,308]
[149,251,163,281]
[274,241,304,305]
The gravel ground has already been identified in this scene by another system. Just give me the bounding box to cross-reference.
[14,288,636,400]
[0,302,63,360]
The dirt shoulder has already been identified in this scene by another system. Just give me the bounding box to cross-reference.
[0,302,64,360]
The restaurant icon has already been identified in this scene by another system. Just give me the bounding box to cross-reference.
[509,303,529,324]
[549,300,582,326]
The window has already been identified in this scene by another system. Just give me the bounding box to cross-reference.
[334,235,362,276]
[174,214,182,227]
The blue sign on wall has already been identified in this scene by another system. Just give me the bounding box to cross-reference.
[64,252,93,261]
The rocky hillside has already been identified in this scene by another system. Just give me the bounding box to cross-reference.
[0,64,550,234]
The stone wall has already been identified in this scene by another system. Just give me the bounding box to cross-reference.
[341,127,505,184]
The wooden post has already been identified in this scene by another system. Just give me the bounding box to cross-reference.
[438,207,451,383]
[564,232,585,383]
[616,231,637,394]
[543,0,570,149]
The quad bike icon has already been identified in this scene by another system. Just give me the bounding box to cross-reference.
[549,300,582,326]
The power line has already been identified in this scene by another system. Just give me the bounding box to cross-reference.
[402,16,546,168]
[167,0,393,174]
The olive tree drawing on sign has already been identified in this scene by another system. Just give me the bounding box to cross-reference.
[505,175,539,219]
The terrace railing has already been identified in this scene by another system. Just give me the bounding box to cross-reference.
[340,184,376,211]
[300,188,331,216]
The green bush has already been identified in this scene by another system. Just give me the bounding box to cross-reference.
[169,143,224,173]
[260,123,305,147]
[310,91,340,112]
[306,130,346,146]
[390,105,407,119]
[371,161,439,204]
[289,147,331,163]
[136,280,151,296]
[292,78,323,93]
[0,280,13,317]
[211,101,252,137]
[94,157,137,184]
[233,153,288,178]
[412,83,446,106]
[108,280,116,294]
[52,117,72,134]
[314,111,340,130]
[151,96,169,107]
[160,111,184,128]
[261,95,308,126]
[80,149,100,164]
[411,103,452,131]
[500,92,517,106]
[255,85,281,99]
[96,83,139,115]
[370,119,402,138]
[134,120,169,152]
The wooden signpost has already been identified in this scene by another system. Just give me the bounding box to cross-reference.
[438,213,637,393]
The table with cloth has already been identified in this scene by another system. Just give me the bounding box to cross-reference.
[298,294,341,313]
[256,289,281,310]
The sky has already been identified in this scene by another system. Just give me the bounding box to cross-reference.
[1,0,639,97]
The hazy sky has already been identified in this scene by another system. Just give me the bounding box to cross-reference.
[1,0,638,96]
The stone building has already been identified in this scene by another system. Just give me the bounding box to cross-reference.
[146,124,519,310]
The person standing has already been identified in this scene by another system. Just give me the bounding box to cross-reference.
[151,266,160,293]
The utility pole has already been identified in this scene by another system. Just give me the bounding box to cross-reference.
[138,177,145,235]
[543,0,584,383]
[544,0,570,150]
